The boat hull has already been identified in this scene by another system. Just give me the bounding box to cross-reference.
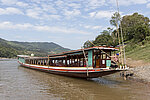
[18,61,122,78]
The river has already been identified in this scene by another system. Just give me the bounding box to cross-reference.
[0,59,150,100]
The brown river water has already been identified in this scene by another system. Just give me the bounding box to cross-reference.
[0,59,150,100]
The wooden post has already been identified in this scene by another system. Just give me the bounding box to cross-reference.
[71,56,73,66]
[65,57,67,67]
[92,50,94,67]
[77,56,79,67]
[47,55,49,66]
[79,58,81,67]
[54,60,56,66]
[40,60,42,65]
[83,58,84,67]
[43,60,44,65]
[68,57,70,66]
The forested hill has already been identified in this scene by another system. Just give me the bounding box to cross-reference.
[0,38,70,58]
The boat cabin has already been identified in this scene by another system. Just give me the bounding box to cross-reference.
[18,46,118,69]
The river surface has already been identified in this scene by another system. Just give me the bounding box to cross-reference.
[0,59,150,100]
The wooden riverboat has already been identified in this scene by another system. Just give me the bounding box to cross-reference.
[17,46,127,78]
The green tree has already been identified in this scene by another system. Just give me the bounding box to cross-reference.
[121,12,150,41]
[93,31,113,46]
[110,12,121,27]
[83,40,94,48]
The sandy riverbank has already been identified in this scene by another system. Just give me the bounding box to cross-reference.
[126,58,150,84]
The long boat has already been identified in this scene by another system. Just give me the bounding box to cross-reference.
[17,46,127,78]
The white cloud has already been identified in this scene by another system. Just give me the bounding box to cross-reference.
[16,2,29,7]
[0,7,24,15]
[108,0,149,6]
[88,0,106,9]
[67,3,81,9]
[26,9,41,19]
[89,12,96,17]
[42,14,61,20]
[84,25,102,30]
[26,8,61,20]
[64,9,81,18]
[1,0,17,5]
[0,21,91,35]
[92,26,102,29]
[0,21,32,29]
[41,4,57,14]
[55,0,64,7]
[89,10,114,19]
[146,3,150,8]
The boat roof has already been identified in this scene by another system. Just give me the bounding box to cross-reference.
[17,55,30,58]
[17,55,48,59]
[48,46,118,57]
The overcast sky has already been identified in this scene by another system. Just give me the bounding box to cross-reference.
[0,0,150,49]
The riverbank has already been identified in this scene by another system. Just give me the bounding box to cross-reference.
[126,58,150,84]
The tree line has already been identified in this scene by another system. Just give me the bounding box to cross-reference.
[84,12,150,48]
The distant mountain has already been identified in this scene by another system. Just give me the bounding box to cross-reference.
[0,38,70,58]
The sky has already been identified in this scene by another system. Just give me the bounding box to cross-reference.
[0,0,150,49]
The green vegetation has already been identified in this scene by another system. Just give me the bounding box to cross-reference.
[125,37,150,62]
[0,38,70,58]
[84,12,150,62]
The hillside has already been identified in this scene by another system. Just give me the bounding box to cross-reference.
[125,38,150,63]
[0,38,70,58]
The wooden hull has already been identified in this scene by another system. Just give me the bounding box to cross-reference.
[18,61,122,78]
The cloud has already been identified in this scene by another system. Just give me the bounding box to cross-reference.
[0,21,91,35]
[89,12,96,17]
[55,0,64,8]
[108,0,149,6]
[67,3,81,9]
[0,7,24,15]
[0,21,32,29]
[16,2,29,7]
[1,0,17,5]
[26,9,41,19]
[84,25,102,30]
[92,26,102,29]
[26,8,61,20]
[87,0,106,9]
[41,4,57,14]
[64,9,81,18]
[146,3,150,8]
[89,10,114,19]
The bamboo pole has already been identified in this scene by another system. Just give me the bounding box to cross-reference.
[116,0,126,67]
[81,47,89,76]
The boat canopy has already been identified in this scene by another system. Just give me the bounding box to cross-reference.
[48,46,118,57]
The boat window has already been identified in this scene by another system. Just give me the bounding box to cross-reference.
[102,60,105,64]
[102,54,106,59]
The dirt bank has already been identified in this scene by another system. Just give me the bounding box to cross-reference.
[126,58,150,84]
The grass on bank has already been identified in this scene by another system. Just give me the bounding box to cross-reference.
[125,37,150,63]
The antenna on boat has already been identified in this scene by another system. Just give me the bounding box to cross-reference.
[81,47,89,76]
